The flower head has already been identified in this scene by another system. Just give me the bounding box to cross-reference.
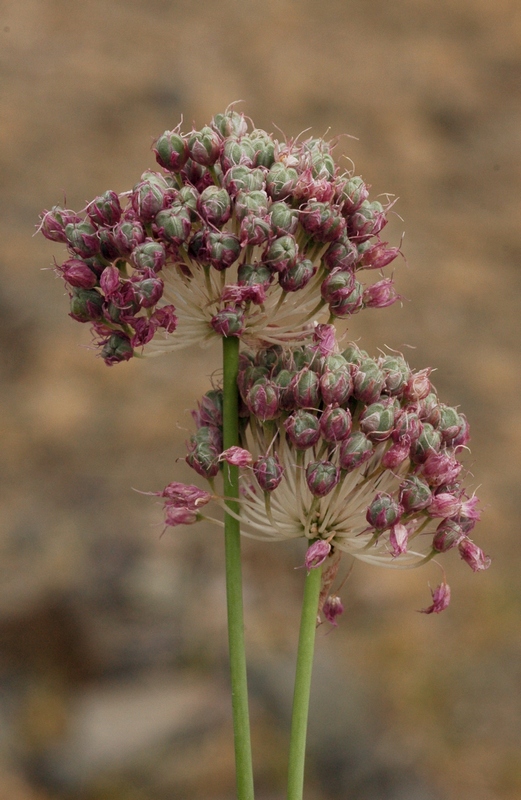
[40,108,401,365]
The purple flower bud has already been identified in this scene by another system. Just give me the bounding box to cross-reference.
[328,281,364,318]
[153,130,189,172]
[234,189,269,221]
[322,595,344,626]
[100,265,121,297]
[300,202,346,243]
[359,241,400,271]
[132,275,164,308]
[253,454,284,491]
[458,539,491,572]
[362,278,399,309]
[306,460,340,497]
[352,358,385,404]
[359,401,397,443]
[366,492,403,531]
[404,369,432,402]
[152,304,177,333]
[59,258,98,289]
[212,108,249,138]
[278,258,316,293]
[186,429,221,478]
[131,240,167,272]
[418,392,441,426]
[323,238,358,271]
[98,228,121,261]
[349,200,387,240]
[389,523,409,557]
[305,540,331,569]
[239,215,272,247]
[153,206,191,246]
[245,380,280,421]
[197,186,231,227]
[452,414,470,451]
[438,405,464,444]
[159,481,212,508]
[320,406,352,443]
[380,355,411,395]
[399,475,432,512]
[100,332,134,365]
[291,369,320,409]
[69,287,104,322]
[164,505,199,527]
[130,317,155,347]
[428,492,462,518]
[112,217,146,256]
[269,201,299,235]
[319,366,352,407]
[381,438,411,469]
[65,220,100,258]
[266,162,299,200]
[284,410,321,450]
[338,431,374,472]
[339,176,369,213]
[409,423,442,464]
[422,451,462,487]
[219,447,253,467]
[196,389,223,428]
[40,206,82,243]
[86,191,122,227]
[188,126,222,166]
[264,235,298,273]
[204,231,241,271]
[320,268,356,304]
[432,519,465,552]
[392,411,422,447]
[210,306,245,338]
[419,582,451,614]
[131,178,171,222]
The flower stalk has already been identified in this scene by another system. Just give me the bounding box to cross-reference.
[222,335,255,800]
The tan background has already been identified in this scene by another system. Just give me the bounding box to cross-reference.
[1,1,520,798]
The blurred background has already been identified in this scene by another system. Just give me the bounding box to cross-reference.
[1,1,520,798]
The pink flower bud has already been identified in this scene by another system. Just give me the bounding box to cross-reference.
[338,432,373,472]
[160,482,212,508]
[359,241,400,271]
[381,438,411,469]
[219,447,253,467]
[100,265,121,297]
[211,109,248,138]
[432,519,465,552]
[319,406,352,443]
[299,201,346,243]
[210,307,245,338]
[422,451,462,487]
[246,381,280,421]
[291,369,320,409]
[320,267,356,304]
[312,324,337,357]
[86,190,123,227]
[112,217,146,256]
[304,540,331,570]
[399,475,432,512]
[305,460,340,498]
[284,410,321,450]
[59,258,98,289]
[188,126,222,166]
[279,258,316,292]
[197,186,231,227]
[65,220,100,258]
[164,505,198,527]
[428,492,462,518]
[458,539,491,572]
[153,130,189,172]
[253,454,284,492]
[362,278,399,309]
[152,305,177,333]
[404,369,432,402]
[366,492,403,531]
[322,595,344,626]
[40,206,82,243]
[359,400,396,443]
[419,582,451,614]
[323,239,358,271]
[320,366,352,406]
[389,523,409,557]
[339,176,369,213]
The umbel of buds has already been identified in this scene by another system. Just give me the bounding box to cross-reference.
[154,327,489,616]
[40,105,401,365]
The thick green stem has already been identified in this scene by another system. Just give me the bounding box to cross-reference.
[222,335,255,800]
[286,565,322,800]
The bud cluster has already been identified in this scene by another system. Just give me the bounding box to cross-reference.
[157,329,489,612]
[40,106,400,365]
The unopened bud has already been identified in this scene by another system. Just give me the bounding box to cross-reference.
[338,432,373,472]
[366,492,403,531]
[188,126,222,166]
[284,410,321,450]
[399,475,432,512]
[306,460,340,497]
[197,186,231,227]
[253,454,284,491]
[319,406,352,443]
[210,306,245,338]
[100,332,133,365]
[87,191,123,227]
[153,130,189,172]
[304,540,331,569]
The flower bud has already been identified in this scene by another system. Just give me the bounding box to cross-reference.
[131,240,166,272]
[59,258,98,289]
[246,380,280,421]
[362,278,399,309]
[186,428,221,478]
[279,258,316,292]
[197,186,231,227]
[164,506,199,527]
[366,492,403,531]
[188,126,222,166]
[419,582,451,614]
[390,523,409,557]
[219,446,253,467]
[234,189,269,221]
[438,405,464,444]
[112,218,146,256]
[352,358,385,404]
[220,137,256,171]
[338,432,374,472]
[359,401,396,442]
[339,176,369,213]
[65,221,100,257]
[291,369,320,409]
[86,191,123,227]
[409,423,442,464]
[40,206,82,243]
[300,202,346,243]
[404,369,432,402]
[422,451,462,487]
[418,392,441,426]
[381,439,411,469]
[250,129,276,167]
[322,595,344,626]
[428,492,462,518]
[265,235,298,273]
[320,406,352,443]
[273,369,296,411]
[284,410,321,450]
[204,231,241,270]
[253,454,284,491]
[131,178,170,222]
[154,206,192,246]
[432,518,465,552]
[153,130,189,172]
[211,109,249,138]
[359,241,400,271]
[269,202,299,235]
[399,475,432,512]
[69,287,104,322]
[349,200,387,240]
[100,332,133,365]
[380,355,411,395]
[159,481,212,508]
[304,540,331,569]
[132,275,164,308]
[223,165,266,195]
[239,215,272,247]
[210,306,245,338]
[320,268,356,304]
[306,460,340,497]
[319,366,352,406]
[323,239,358,271]
[266,162,299,200]
[152,304,177,333]
[328,281,364,317]
[452,414,470,451]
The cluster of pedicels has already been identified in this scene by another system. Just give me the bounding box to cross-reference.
[152,324,489,620]
[40,106,399,365]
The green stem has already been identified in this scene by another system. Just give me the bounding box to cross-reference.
[286,565,322,800]
[222,335,255,800]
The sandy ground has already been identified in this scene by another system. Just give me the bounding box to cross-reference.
[1,1,521,798]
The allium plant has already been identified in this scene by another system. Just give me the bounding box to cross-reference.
[40,106,489,800]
